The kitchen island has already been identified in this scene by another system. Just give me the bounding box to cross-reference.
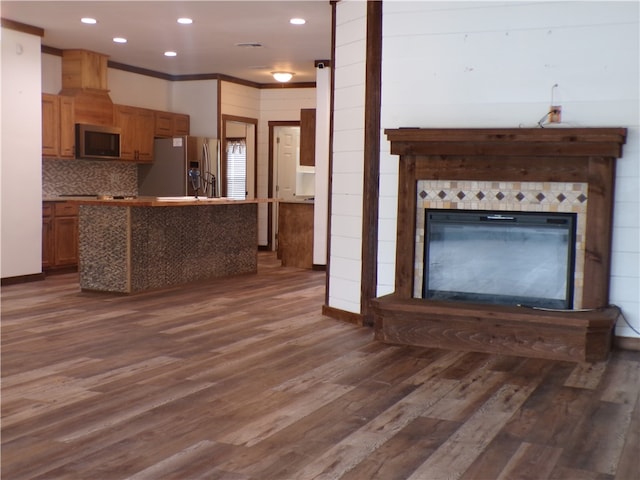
[69,197,261,293]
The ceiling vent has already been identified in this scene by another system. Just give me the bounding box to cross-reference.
[235,42,263,48]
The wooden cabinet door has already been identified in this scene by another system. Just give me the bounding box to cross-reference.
[278,203,314,269]
[135,108,155,162]
[300,108,316,167]
[53,216,78,266]
[154,111,173,137]
[59,96,75,158]
[42,94,60,157]
[115,105,154,162]
[53,203,79,267]
[42,204,54,270]
[173,114,190,136]
[114,105,137,160]
[154,111,190,138]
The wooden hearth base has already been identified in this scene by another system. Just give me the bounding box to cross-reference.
[372,295,619,363]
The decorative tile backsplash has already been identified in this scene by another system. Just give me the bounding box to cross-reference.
[43,159,138,197]
[414,180,588,308]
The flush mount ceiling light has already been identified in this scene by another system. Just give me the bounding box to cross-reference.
[272,72,294,82]
[164,51,177,57]
[113,37,127,44]
[290,18,306,25]
[80,17,97,24]
[177,17,193,24]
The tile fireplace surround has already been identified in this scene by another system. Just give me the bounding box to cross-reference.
[372,128,627,362]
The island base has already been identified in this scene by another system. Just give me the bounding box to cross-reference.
[79,203,258,293]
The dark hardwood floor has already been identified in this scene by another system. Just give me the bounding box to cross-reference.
[2,253,639,480]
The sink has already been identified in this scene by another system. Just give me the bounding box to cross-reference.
[156,196,230,201]
[156,196,202,201]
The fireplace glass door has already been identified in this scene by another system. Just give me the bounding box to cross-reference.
[423,209,577,309]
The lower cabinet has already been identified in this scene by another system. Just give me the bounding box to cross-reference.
[278,202,314,269]
[42,202,79,272]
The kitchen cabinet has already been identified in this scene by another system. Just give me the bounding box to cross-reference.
[173,114,190,136]
[42,202,79,272]
[278,201,314,269]
[299,108,316,167]
[154,111,190,138]
[41,203,54,269]
[114,105,155,162]
[42,94,75,159]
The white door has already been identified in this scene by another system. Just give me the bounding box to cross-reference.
[273,126,300,248]
[275,126,299,201]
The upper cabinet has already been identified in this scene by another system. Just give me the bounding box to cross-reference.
[154,111,190,138]
[300,108,316,167]
[114,105,155,163]
[43,50,190,163]
[42,94,75,159]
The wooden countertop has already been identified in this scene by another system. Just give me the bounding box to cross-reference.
[54,196,274,207]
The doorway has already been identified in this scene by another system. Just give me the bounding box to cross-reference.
[220,114,257,199]
[268,121,300,251]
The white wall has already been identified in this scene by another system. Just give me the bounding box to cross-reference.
[41,52,61,93]
[172,80,218,138]
[1,27,43,278]
[376,1,640,337]
[108,69,171,110]
[328,0,368,314]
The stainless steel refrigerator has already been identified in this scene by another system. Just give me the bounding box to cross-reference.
[138,136,220,197]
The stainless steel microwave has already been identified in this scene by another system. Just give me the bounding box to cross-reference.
[75,124,121,159]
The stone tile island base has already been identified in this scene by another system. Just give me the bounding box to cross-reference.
[79,203,257,293]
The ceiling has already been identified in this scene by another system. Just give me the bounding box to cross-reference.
[2,1,332,84]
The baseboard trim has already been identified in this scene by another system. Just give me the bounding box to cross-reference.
[614,335,640,352]
[312,264,326,271]
[322,305,365,326]
[1,272,46,286]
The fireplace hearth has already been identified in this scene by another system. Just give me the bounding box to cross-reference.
[373,128,627,362]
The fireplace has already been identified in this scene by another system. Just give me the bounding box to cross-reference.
[423,209,577,309]
[372,128,627,362]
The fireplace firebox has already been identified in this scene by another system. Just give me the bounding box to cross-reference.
[423,209,577,309]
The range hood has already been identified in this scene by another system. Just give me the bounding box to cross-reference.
[58,49,114,126]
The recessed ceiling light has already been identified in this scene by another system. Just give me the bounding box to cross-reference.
[164,51,177,57]
[177,18,193,25]
[290,18,306,25]
[113,37,127,44]
[81,17,97,24]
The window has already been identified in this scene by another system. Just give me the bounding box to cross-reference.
[226,138,246,199]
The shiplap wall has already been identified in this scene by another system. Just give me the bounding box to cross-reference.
[376,1,640,338]
[328,0,368,314]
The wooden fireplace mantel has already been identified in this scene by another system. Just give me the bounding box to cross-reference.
[373,127,628,362]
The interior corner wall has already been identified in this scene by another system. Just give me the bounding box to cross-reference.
[328,0,368,314]
[171,80,218,138]
[378,1,640,338]
[108,69,171,111]
[1,27,43,278]
[41,52,61,93]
